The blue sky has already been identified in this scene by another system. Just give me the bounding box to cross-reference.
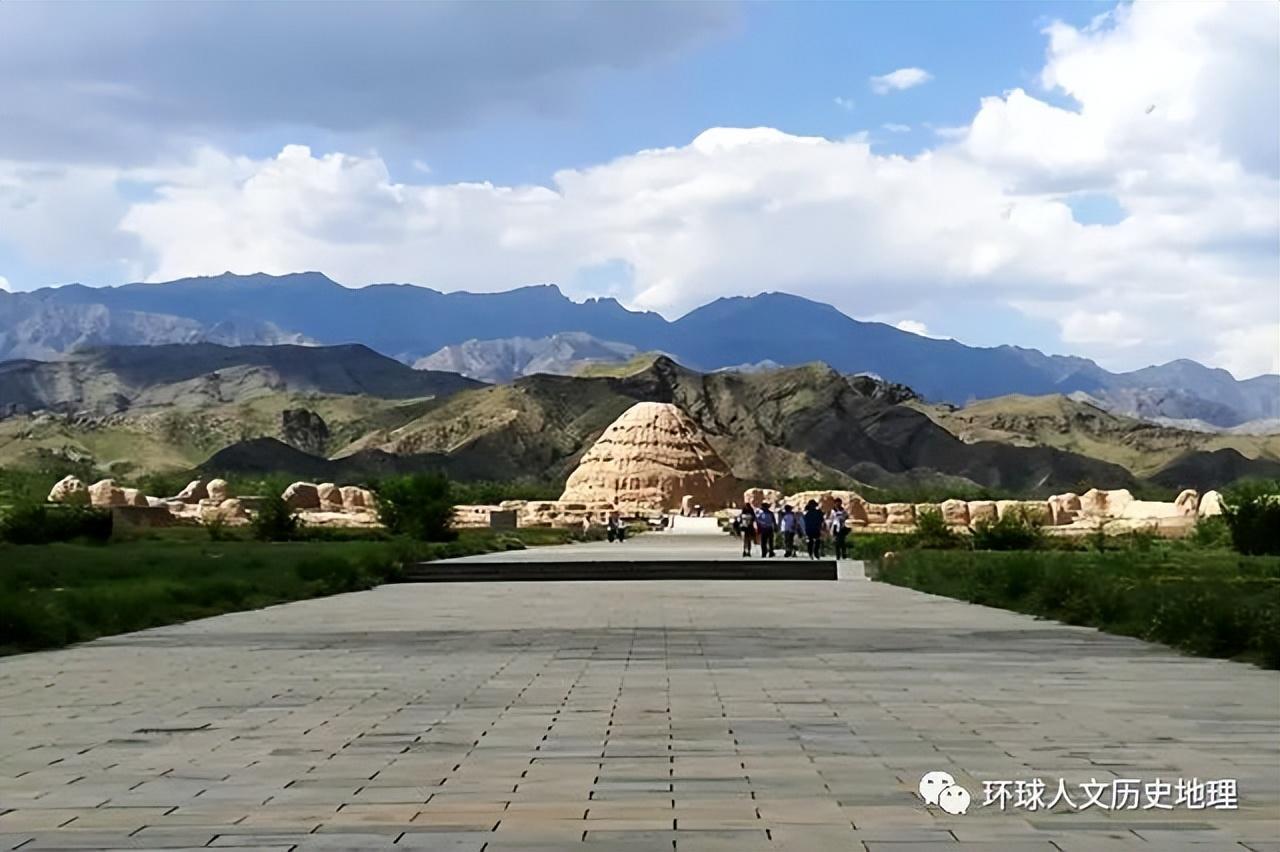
[0,1,1275,376]
[338,1,1107,187]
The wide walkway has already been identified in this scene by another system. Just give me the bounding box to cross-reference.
[1,535,1277,851]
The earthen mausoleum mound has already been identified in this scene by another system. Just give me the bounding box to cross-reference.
[559,401,737,512]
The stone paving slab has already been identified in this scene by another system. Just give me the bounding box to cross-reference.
[1,551,1277,850]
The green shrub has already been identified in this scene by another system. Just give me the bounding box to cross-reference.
[971,509,1044,551]
[293,526,391,543]
[915,508,966,549]
[250,493,300,542]
[132,471,195,501]
[878,549,1280,668]
[1128,529,1158,551]
[451,480,560,504]
[0,527,584,655]
[375,474,456,542]
[850,532,916,560]
[1190,516,1232,549]
[0,504,113,545]
[1222,480,1280,555]
[205,515,230,542]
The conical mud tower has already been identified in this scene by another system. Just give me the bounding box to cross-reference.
[560,402,737,512]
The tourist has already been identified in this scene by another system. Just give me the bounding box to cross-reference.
[737,503,757,557]
[828,498,850,560]
[779,504,798,557]
[582,512,593,537]
[802,500,825,560]
[756,502,777,557]
[607,512,625,542]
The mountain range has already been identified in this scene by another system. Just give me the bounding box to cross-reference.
[1,271,1276,427]
[1,342,1275,494]
[0,343,478,416]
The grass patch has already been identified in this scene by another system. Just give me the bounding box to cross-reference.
[877,549,1280,668]
[0,527,592,656]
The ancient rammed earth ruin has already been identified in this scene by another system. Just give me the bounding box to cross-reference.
[45,402,1229,535]
[560,402,737,511]
[47,474,378,528]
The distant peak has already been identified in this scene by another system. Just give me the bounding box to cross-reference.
[509,282,564,296]
[152,270,341,289]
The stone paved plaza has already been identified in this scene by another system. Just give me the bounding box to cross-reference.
[1,538,1278,851]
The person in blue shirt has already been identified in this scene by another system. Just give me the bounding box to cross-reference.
[756,502,777,558]
[802,500,826,560]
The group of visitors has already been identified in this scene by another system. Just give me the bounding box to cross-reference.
[733,498,851,560]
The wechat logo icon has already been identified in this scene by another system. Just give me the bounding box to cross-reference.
[919,771,971,815]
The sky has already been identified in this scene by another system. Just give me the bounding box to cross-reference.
[0,0,1277,378]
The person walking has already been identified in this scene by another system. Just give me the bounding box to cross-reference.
[756,502,777,558]
[607,511,625,543]
[779,504,798,557]
[802,500,825,560]
[737,503,757,557]
[582,512,593,537]
[828,498,850,560]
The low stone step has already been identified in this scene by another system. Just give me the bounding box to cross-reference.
[398,560,837,582]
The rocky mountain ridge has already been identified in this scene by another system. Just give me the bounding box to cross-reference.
[0,342,1273,493]
[4,272,1274,426]
[0,342,480,417]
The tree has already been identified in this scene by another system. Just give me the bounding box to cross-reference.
[1222,480,1280,555]
[376,474,456,541]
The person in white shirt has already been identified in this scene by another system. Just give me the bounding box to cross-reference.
[827,498,850,560]
[779,504,799,557]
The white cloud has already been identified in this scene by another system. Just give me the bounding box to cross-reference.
[0,275,10,292]
[894,320,933,337]
[1060,309,1140,347]
[930,124,968,139]
[882,123,911,133]
[833,96,855,111]
[963,2,1278,184]
[870,67,932,94]
[1,1,1276,378]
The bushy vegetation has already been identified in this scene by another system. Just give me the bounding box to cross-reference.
[970,509,1045,551]
[0,503,113,545]
[913,507,967,549]
[879,549,1280,668]
[1221,479,1280,556]
[0,527,588,655]
[250,493,301,542]
[1189,514,1232,549]
[451,479,560,504]
[864,483,1015,504]
[375,473,456,541]
[849,532,916,561]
